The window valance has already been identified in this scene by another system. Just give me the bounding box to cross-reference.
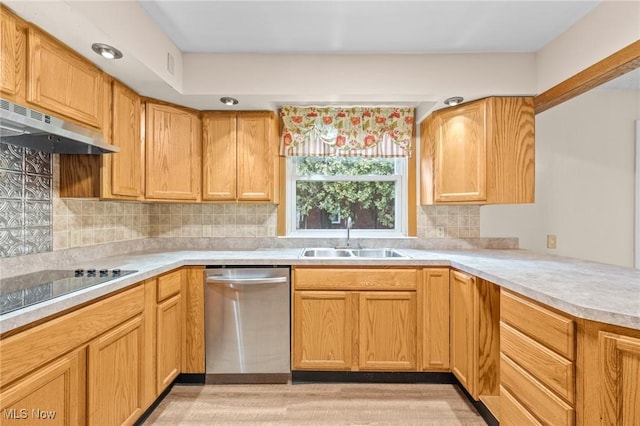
[279,106,414,157]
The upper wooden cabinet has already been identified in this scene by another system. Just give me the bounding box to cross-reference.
[0,6,27,102]
[421,97,535,205]
[26,27,106,130]
[202,111,277,202]
[145,102,202,201]
[101,81,143,200]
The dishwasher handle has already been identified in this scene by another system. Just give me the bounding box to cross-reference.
[206,276,288,286]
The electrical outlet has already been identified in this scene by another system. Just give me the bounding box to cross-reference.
[547,234,557,249]
[436,226,445,238]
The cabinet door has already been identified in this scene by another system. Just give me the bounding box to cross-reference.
[434,101,487,203]
[87,315,144,426]
[293,291,353,370]
[598,332,640,425]
[145,103,201,201]
[422,268,450,370]
[202,112,237,201]
[359,291,417,371]
[27,28,104,129]
[236,112,275,201]
[0,350,84,426]
[450,270,476,396]
[0,8,17,97]
[157,294,182,394]
[104,81,142,199]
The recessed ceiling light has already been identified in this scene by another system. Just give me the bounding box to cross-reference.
[220,97,239,106]
[91,43,123,60]
[444,96,464,106]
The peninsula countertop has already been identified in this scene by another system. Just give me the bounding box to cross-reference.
[1,248,639,334]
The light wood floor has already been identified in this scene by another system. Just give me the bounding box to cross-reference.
[143,383,487,425]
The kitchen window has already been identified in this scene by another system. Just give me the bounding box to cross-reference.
[286,156,408,237]
[279,106,415,238]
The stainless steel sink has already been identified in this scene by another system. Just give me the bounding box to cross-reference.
[350,248,407,258]
[300,248,354,258]
[300,248,408,258]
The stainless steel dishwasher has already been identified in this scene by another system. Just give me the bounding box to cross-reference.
[204,266,290,383]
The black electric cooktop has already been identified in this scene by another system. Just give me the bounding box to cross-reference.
[0,268,137,315]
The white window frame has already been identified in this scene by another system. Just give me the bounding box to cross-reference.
[286,156,408,238]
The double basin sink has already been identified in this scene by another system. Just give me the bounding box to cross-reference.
[300,248,408,259]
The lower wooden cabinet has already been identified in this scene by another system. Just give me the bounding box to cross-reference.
[449,270,500,410]
[500,290,576,425]
[0,349,84,425]
[421,268,450,371]
[157,293,182,393]
[0,266,204,426]
[293,291,353,370]
[359,291,416,370]
[292,267,418,372]
[578,320,640,426]
[450,270,476,393]
[87,315,144,426]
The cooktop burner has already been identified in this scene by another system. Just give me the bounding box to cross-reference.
[0,268,137,315]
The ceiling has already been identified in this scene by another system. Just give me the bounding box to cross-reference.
[8,0,635,112]
[138,0,600,54]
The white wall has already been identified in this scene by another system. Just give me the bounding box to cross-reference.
[536,0,640,93]
[481,89,640,267]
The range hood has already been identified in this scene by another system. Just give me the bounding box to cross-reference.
[0,98,119,154]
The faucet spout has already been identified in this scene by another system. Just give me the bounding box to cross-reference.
[346,217,352,247]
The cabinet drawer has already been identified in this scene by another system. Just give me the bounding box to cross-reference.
[501,290,575,360]
[500,385,542,426]
[157,270,182,302]
[293,268,418,291]
[501,353,574,426]
[501,322,574,403]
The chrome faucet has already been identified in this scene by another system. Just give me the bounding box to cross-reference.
[346,217,352,247]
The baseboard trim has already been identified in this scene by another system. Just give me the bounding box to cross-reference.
[291,370,457,384]
[456,384,499,426]
[175,373,206,385]
[133,382,174,426]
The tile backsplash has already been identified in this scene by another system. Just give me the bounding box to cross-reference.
[0,143,52,257]
[0,149,481,257]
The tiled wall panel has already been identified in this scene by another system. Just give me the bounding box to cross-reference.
[0,142,52,257]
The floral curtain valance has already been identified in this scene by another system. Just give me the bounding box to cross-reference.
[279,106,415,158]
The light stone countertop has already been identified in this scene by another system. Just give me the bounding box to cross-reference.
[1,248,639,334]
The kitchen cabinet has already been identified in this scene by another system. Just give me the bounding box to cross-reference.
[449,270,500,410]
[0,349,84,425]
[578,320,640,426]
[26,27,107,130]
[359,291,417,370]
[145,102,202,201]
[0,266,204,426]
[87,315,145,426]
[293,290,353,370]
[500,289,576,426]
[450,270,476,392]
[182,266,206,374]
[156,270,183,394]
[292,267,418,371]
[101,80,143,200]
[0,6,26,103]
[202,111,278,202]
[420,96,535,205]
[421,268,450,371]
